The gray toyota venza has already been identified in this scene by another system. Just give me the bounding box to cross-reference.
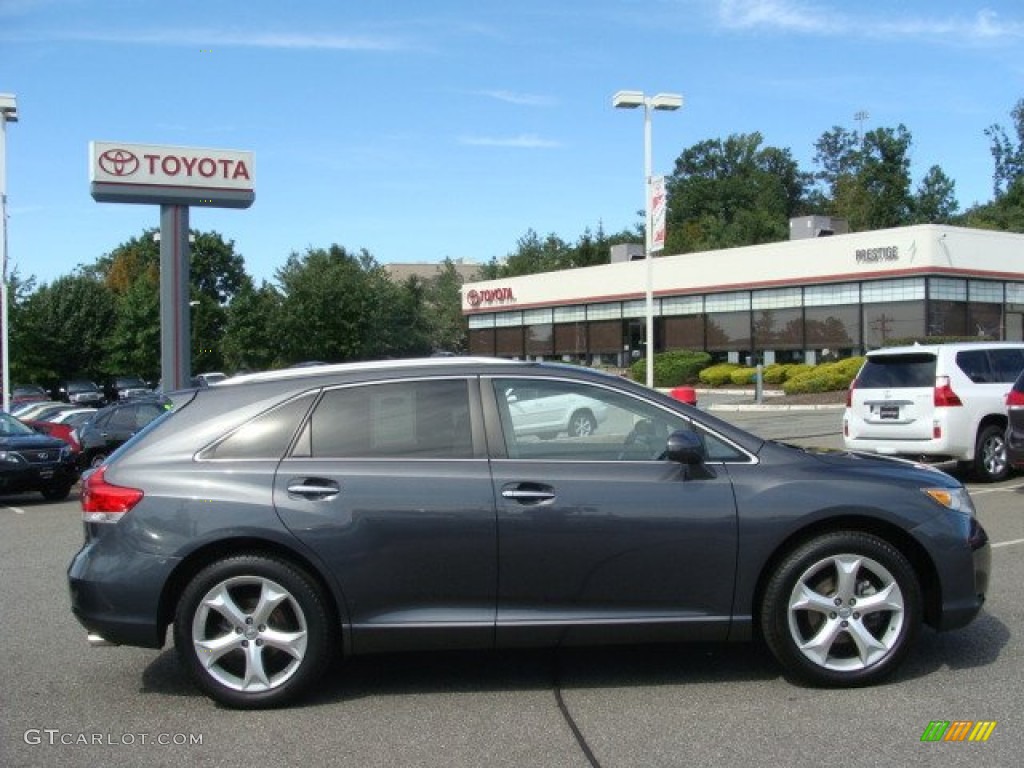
[68,358,991,708]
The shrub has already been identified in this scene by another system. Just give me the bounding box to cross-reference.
[762,364,789,385]
[630,350,712,388]
[729,367,756,385]
[782,358,861,394]
[699,363,742,387]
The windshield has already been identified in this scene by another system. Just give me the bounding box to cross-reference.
[0,413,38,436]
[67,381,99,393]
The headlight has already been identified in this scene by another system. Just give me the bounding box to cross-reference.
[0,450,27,464]
[923,486,976,516]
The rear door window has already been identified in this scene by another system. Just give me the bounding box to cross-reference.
[856,353,936,388]
[295,379,473,460]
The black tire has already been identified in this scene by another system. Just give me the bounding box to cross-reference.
[174,554,335,709]
[760,531,921,687]
[971,424,1009,483]
[41,482,72,502]
[568,410,597,438]
[89,453,107,469]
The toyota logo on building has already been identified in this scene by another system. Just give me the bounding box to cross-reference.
[98,148,140,177]
[466,287,514,306]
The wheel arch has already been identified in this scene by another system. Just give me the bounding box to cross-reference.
[750,515,942,636]
[157,537,349,654]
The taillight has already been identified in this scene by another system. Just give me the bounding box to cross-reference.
[934,376,963,407]
[846,379,857,408]
[1008,388,1024,408]
[81,466,144,523]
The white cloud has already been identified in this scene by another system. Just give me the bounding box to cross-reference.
[458,134,561,148]
[3,26,410,51]
[714,1,1024,43]
[476,90,555,107]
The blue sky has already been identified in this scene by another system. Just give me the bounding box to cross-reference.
[2,0,1023,288]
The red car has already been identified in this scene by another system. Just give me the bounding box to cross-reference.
[24,419,82,455]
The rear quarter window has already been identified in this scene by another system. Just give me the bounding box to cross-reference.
[986,348,1024,382]
[201,393,316,461]
[856,353,936,388]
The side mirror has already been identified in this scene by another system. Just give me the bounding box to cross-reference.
[665,429,705,465]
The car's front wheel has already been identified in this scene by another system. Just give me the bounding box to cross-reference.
[41,482,73,502]
[174,555,335,708]
[760,531,921,687]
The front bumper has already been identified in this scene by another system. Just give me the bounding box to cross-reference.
[0,462,79,493]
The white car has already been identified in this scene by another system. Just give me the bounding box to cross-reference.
[843,341,1024,482]
[504,384,609,439]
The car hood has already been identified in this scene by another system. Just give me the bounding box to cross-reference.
[0,433,68,451]
[764,440,961,485]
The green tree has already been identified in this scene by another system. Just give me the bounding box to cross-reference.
[274,245,387,363]
[813,125,916,230]
[221,280,284,372]
[985,97,1024,198]
[95,228,249,375]
[13,273,117,383]
[105,273,161,381]
[665,132,809,253]
[912,165,959,223]
[424,258,469,354]
[961,98,1024,233]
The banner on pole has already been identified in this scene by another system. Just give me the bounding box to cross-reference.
[650,175,666,252]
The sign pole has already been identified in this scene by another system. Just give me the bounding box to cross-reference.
[159,205,191,391]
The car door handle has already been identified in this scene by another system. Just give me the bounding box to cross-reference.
[501,483,555,504]
[286,478,341,500]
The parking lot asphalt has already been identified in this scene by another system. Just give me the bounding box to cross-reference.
[2,402,1021,768]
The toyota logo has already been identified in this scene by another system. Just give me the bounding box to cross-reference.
[98,148,140,177]
[467,289,482,307]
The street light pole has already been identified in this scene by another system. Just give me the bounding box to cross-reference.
[0,93,18,414]
[613,90,682,389]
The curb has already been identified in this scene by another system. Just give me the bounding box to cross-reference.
[708,403,845,412]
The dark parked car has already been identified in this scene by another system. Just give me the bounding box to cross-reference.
[11,384,49,408]
[0,412,79,500]
[58,379,106,408]
[104,376,153,402]
[69,359,990,709]
[1007,368,1024,469]
[76,396,170,469]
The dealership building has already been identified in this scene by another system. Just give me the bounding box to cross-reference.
[461,221,1024,367]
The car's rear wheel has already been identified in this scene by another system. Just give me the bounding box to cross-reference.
[761,531,921,687]
[174,555,335,709]
[568,409,597,438]
[971,424,1009,483]
[89,452,107,469]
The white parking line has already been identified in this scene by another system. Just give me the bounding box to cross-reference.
[1,505,25,515]
[968,482,1024,495]
[992,538,1024,549]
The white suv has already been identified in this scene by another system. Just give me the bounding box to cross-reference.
[843,342,1024,482]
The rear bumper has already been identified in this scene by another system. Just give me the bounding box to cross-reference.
[841,435,970,463]
[67,536,178,649]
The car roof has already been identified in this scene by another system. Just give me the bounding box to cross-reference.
[867,341,1024,357]
[220,356,529,387]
